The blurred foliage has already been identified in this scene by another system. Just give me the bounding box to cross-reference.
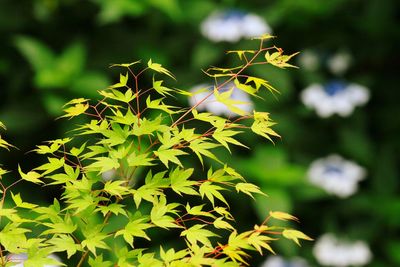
[0,0,399,266]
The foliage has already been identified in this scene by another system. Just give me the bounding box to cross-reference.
[0,38,311,266]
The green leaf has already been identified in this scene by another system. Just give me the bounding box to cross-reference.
[61,101,89,118]
[235,183,266,199]
[47,234,82,258]
[0,223,30,253]
[14,36,55,71]
[127,152,155,167]
[233,78,258,97]
[214,86,252,116]
[160,247,188,263]
[265,49,299,69]
[35,157,65,176]
[189,138,221,165]
[247,232,276,255]
[180,224,218,247]
[115,217,152,246]
[42,216,77,235]
[70,142,87,157]
[186,204,216,219]
[89,254,113,267]
[251,111,280,143]
[18,165,43,184]
[213,217,234,231]
[11,192,38,209]
[96,203,128,217]
[153,78,173,96]
[154,148,187,168]
[199,181,228,207]
[86,157,120,174]
[132,171,169,207]
[150,196,180,229]
[110,61,141,68]
[146,96,177,114]
[147,59,175,80]
[81,232,110,255]
[282,229,313,246]
[269,211,299,222]
[103,180,130,198]
[212,129,247,153]
[169,168,198,196]
[100,88,136,103]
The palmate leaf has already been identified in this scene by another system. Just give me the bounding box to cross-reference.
[99,88,136,103]
[247,232,276,255]
[148,59,175,80]
[132,171,169,207]
[115,217,152,246]
[282,229,313,246]
[154,147,187,168]
[108,71,129,89]
[103,180,130,198]
[41,216,77,235]
[146,96,177,114]
[160,247,189,263]
[110,60,141,68]
[61,102,89,118]
[11,192,38,209]
[150,196,181,229]
[186,204,216,219]
[47,234,83,259]
[265,49,299,69]
[214,86,251,116]
[0,222,30,253]
[88,254,113,267]
[81,232,110,255]
[199,181,229,207]
[212,129,247,153]
[269,211,299,222]
[235,182,266,199]
[97,203,128,217]
[245,76,278,94]
[213,217,235,231]
[180,224,218,247]
[34,157,65,176]
[226,50,256,60]
[233,78,258,97]
[189,138,221,165]
[153,78,174,96]
[251,111,280,143]
[18,165,43,184]
[169,167,198,196]
[86,157,120,174]
[0,136,16,151]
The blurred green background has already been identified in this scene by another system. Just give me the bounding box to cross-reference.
[0,0,399,266]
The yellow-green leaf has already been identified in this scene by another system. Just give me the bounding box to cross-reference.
[269,211,299,222]
[18,165,43,184]
[282,229,313,246]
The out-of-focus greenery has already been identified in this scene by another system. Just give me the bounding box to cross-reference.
[0,0,399,266]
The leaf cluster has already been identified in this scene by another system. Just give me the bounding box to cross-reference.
[0,38,311,266]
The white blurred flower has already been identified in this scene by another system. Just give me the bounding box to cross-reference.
[307,154,366,198]
[313,233,372,267]
[200,10,271,42]
[301,80,370,118]
[6,253,62,267]
[327,51,352,76]
[297,50,320,71]
[261,256,309,267]
[189,82,253,117]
